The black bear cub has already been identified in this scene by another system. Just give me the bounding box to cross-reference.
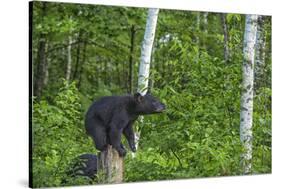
[67,154,97,179]
[85,92,165,157]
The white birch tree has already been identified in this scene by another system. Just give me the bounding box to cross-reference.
[66,35,72,82]
[134,8,159,157]
[240,14,258,174]
[137,8,159,95]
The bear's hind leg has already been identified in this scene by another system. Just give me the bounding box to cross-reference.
[86,119,108,151]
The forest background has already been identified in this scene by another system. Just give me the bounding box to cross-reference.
[31,1,271,187]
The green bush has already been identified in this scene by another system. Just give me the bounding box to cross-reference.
[32,81,95,187]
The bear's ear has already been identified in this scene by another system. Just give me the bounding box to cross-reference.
[134,92,143,103]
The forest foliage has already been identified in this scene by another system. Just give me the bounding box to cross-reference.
[31,1,272,187]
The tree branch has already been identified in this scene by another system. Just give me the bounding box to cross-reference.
[171,148,183,168]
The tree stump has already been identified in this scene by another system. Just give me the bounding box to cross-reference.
[97,145,124,183]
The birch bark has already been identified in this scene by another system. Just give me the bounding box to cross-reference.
[134,8,159,158]
[137,8,159,95]
[240,14,258,174]
[66,35,72,82]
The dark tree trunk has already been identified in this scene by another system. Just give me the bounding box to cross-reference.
[107,61,113,87]
[128,25,136,94]
[116,61,121,87]
[221,13,230,63]
[202,12,208,49]
[72,30,83,81]
[43,42,49,86]
[103,61,108,86]
[33,2,47,98]
[78,41,87,89]
[122,61,127,92]
[162,52,166,79]
[255,16,266,89]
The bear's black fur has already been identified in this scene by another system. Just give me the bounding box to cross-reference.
[67,154,97,179]
[85,93,165,157]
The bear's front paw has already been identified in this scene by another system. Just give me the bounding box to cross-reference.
[130,145,136,152]
[118,148,127,157]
